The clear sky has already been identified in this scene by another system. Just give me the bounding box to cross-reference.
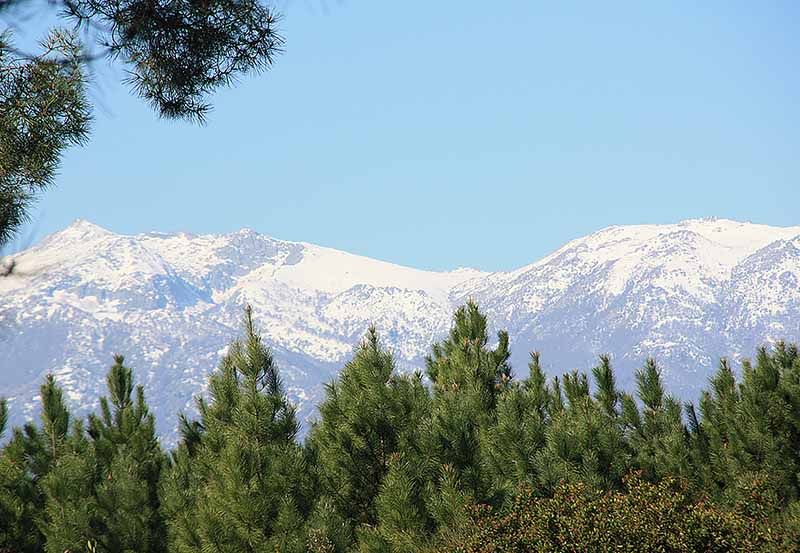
[12,1,800,271]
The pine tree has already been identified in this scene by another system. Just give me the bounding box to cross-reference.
[31,374,96,553]
[84,354,165,553]
[1,0,284,247]
[357,455,426,552]
[0,397,47,553]
[624,358,691,483]
[36,358,161,553]
[309,326,431,542]
[534,358,629,492]
[693,357,741,497]
[360,302,507,550]
[426,301,512,412]
[684,400,710,493]
[481,352,549,502]
[735,344,800,505]
[593,354,620,418]
[0,31,91,247]
[39,424,96,553]
[425,301,511,503]
[159,414,205,553]
[39,374,71,465]
[697,345,800,509]
[166,306,313,553]
[304,497,352,553]
[0,377,95,553]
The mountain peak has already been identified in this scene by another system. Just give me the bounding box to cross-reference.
[27,219,114,256]
[234,227,259,236]
[65,218,108,232]
[66,218,111,233]
[680,216,726,224]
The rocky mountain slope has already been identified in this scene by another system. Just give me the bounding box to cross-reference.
[2,218,798,443]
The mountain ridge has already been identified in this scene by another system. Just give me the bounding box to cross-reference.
[2,217,799,443]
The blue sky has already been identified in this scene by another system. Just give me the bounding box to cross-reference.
[13,1,800,271]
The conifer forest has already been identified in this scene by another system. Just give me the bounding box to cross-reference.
[2,0,797,549]
[1,302,798,552]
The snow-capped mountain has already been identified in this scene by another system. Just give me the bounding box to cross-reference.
[2,218,798,443]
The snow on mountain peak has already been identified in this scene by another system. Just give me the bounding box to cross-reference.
[66,218,111,233]
[2,218,799,444]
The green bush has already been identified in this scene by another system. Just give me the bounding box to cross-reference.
[441,473,782,553]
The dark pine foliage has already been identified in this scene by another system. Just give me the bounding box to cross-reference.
[0,0,283,246]
[1,302,799,552]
